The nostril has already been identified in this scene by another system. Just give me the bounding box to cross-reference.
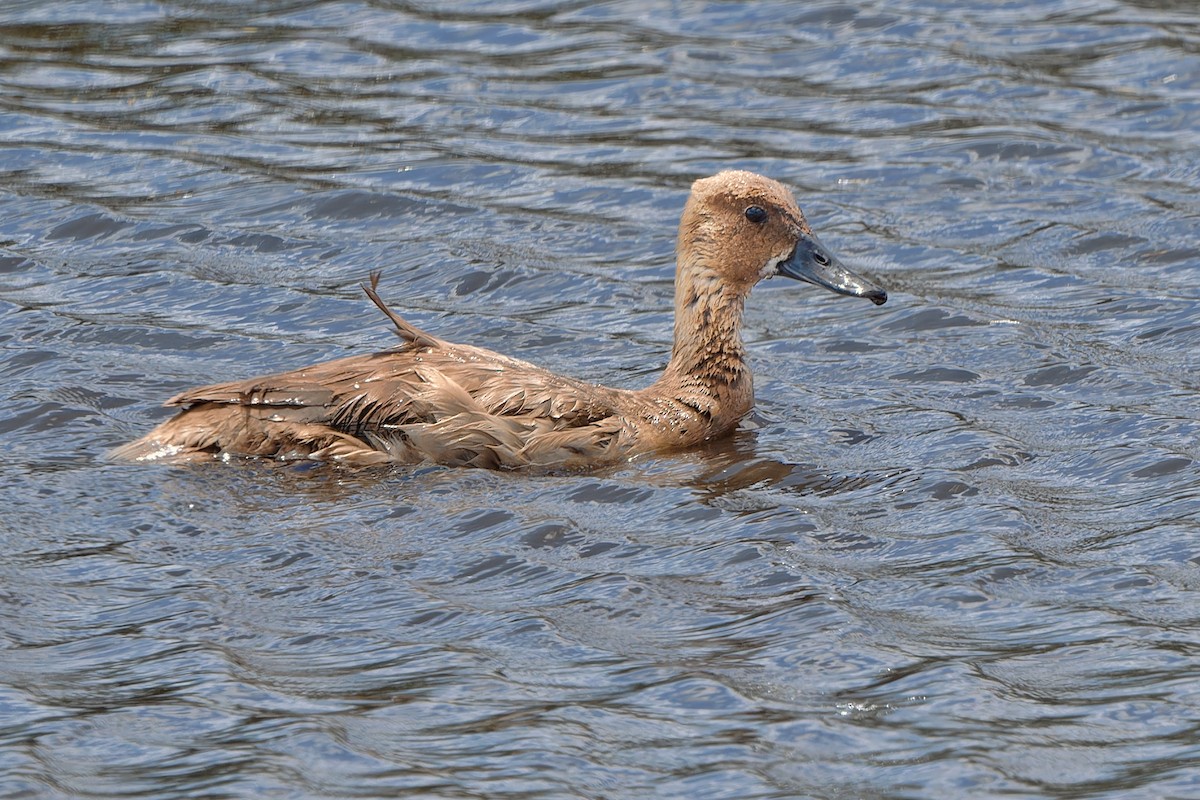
[813,251,829,266]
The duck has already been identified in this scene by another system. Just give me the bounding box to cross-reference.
[113,170,887,470]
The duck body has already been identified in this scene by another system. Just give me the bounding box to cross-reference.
[114,171,886,470]
[115,298,753,470]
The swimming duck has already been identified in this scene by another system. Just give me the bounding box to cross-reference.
[113,170,886,469]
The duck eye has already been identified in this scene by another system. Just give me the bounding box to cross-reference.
[744,205,767,224]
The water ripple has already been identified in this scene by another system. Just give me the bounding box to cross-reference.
[1,0,1199,798]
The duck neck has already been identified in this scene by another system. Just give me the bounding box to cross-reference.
[658,255,750,393]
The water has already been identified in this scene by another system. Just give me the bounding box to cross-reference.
[1,1,1198,797]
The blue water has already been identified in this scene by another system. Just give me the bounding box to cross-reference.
[1,1,1198,797]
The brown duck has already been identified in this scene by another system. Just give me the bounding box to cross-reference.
[114,171,887,469]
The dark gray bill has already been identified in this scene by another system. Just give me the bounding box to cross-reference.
[777,233,887,305]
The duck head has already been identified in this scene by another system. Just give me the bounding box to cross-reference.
[679,170,887,305]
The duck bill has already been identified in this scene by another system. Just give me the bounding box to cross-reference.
[778,234,887,305]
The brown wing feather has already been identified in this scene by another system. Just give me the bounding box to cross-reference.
[113,274,641,467]
[118,339,634,466]
[362,270,442,350]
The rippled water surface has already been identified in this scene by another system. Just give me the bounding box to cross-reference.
[2,1,1199,797]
